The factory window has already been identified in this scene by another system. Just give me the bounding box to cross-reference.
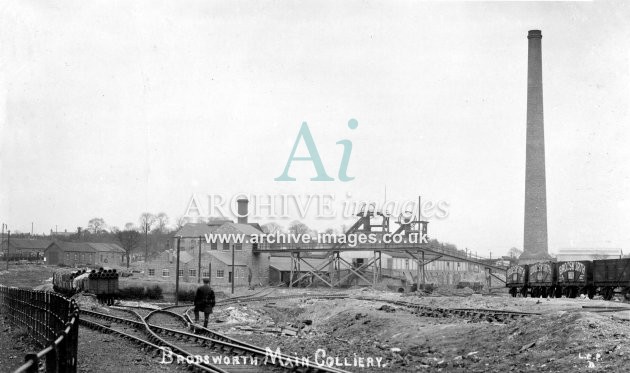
[178,269,184,277]
[148,269,155,276]
[202,271,209,278]
[189,269,197,277]
[162,269,170,277]
[66,253,70,260]
[235,244,242,251]
[222,243,230,251]
[74,253,78,260]
[211,242,218,250]
[216,270,225,278]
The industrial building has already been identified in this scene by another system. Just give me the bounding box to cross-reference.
[0,239,53,260]
[44,242,125,267]
[144,199,270,287]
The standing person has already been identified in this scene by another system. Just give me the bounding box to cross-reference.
[194,277,215,327]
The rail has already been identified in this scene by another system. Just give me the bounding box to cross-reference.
[0,286,79,373]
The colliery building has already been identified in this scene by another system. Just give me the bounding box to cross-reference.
[44,242,125,267]
[0,239,53,260]
[144,199,270,287]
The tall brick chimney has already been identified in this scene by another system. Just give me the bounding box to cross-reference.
[237,198,249,224]
[520,30,551,264]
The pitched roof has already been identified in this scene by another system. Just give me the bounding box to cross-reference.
[5,239,53,250]
[174,223,222,237]
[218,222,263,236]
[270,257,329,272]
[53,242,96,253]
[271,251,330,259]
[87,243,125,254]
[208,251,247,266]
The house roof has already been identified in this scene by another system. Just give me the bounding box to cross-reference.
[88,243,125,254]
[218,222,264,236]
[271,251,330,259]
[208,251,247,266]
[174,223,222,238]
[4,239,53,250]
[269,257,328,272]
[556,248,622,255]
[53,242,96,253]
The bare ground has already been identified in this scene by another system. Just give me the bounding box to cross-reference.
[206,289,630,372]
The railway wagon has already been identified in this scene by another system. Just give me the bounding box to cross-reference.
[506,264,528,297]
[528,261,555,298]
[556,261,593,298]
[592,259,630,300]
[52,267,119,305]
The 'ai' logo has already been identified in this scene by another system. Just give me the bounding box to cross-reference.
[275,119,358,182]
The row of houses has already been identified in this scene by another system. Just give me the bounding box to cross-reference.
[0,238,125,267]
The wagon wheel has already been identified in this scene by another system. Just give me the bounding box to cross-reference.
[603,287,614,301]
[541,287,548,298]
[555,286,563,298]
[520,286,528,298]
[509,287,518,298]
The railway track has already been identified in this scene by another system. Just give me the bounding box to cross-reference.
[144,308,351,373]
[80,290,540,372]
[354,296,539,322]
[79,309,227,372]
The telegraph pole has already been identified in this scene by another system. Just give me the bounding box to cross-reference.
[1,224,5,268]
[175,237,181,306]
[6,230,10,270]
[231,243,235,294]
[198,236,202,284]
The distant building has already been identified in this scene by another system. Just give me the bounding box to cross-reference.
[49,229,74,238]
[45,242,125,267]
[269,254,329,286]
[144,199,270,287]
[0,239,53,260]
[555,248,623,262]
[381,250,485,286]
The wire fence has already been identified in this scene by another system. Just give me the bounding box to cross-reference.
[0,286,79,373]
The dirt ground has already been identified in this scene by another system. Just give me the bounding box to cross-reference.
[0,317,40,372]
[208,289,630,372]
[77,326,177,372]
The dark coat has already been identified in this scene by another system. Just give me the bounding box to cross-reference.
[194,284,215,313]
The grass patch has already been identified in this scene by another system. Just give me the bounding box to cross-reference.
[0,264,55,288]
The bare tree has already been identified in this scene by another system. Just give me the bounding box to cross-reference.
[87,218,106,234]
[139,213,156,262]
[174,216,189,231]
[124,222,136,231]
[116,229,141,268]
[288,220,310,235]
[155,212,169,233]
[262,222,283,235]
[508,247,523,259]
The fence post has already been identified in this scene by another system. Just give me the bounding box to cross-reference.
[23,353,38,373]
[0,285,79,373]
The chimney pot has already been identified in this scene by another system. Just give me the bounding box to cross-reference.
[237,198,249,224]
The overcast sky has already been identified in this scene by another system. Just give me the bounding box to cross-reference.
[1,1,629,256]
